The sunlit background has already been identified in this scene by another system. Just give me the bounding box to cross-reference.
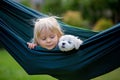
[0,0,120,80]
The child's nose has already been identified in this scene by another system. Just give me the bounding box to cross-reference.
[46,38,51,42]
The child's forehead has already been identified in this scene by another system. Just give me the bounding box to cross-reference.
[39,30,56,38]
[40,28,56,34]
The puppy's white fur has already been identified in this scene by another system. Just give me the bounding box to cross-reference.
[58,35,83,51]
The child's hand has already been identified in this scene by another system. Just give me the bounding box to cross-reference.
[27,42,37,49]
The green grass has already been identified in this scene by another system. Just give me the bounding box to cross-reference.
[0,49,120,80]
[0,49,57,80]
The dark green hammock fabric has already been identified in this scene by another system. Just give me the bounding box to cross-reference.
[0,0,120,80]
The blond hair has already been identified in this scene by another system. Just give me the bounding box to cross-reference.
[33,17,64,44]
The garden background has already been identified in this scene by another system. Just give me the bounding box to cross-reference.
[0,0,120,80]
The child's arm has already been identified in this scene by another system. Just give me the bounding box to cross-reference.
[27,42,37,49]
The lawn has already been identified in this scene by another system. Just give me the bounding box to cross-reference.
[0,49,57,80]
[0,49,120,80]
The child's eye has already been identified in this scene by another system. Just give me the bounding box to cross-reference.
[50,35,55,39]
[41,38,46,40]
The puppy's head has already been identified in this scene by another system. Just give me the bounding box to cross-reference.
[58,35,83,51]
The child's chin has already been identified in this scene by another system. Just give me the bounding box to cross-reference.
[46,47,54,50]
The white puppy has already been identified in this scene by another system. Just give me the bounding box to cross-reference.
[58,35,83,51]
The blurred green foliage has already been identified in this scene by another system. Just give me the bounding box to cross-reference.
[62,10,89,28]
[93,18,113,31]
[20,0,31,7]
[20,0,120,30]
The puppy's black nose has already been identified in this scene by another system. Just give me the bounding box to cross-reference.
[62,43,65,45]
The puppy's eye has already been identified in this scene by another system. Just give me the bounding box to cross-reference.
[68,41,71,44]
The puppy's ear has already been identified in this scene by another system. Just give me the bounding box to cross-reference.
[74,38,83,50]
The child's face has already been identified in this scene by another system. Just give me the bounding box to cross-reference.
[37,29,59,50]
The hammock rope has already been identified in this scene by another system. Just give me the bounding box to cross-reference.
[0,0,120,80]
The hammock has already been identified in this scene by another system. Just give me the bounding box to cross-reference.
[0,0,120,80]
